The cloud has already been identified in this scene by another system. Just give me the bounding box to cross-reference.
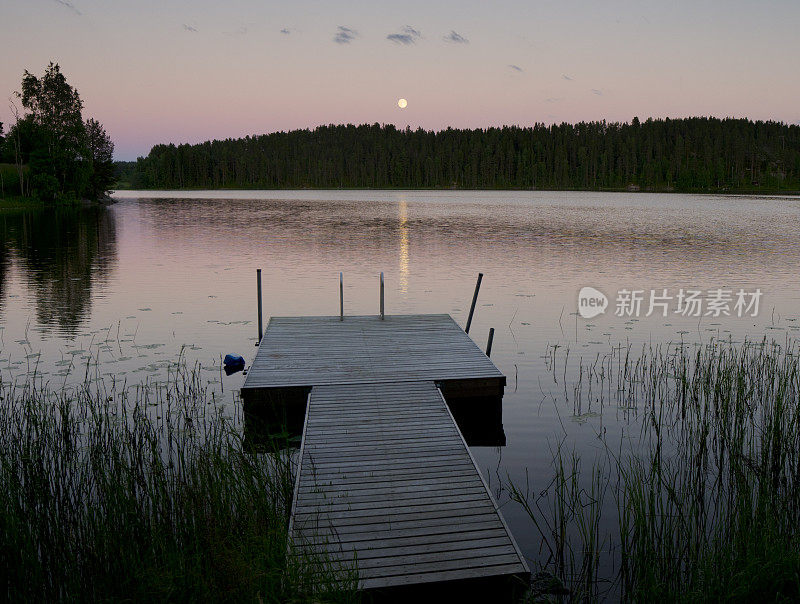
[280,28,291,35]
[592,88,603,95]
[183,24,198,33]
[334,26,357,44]
[562,74,574,81]
[443,30,468,44]
[387,33,414,44]
[545,97,564,103]
[387,25,422,45]
[508,64,523,72]
[52,0,81,15]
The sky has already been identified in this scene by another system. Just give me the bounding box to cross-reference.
[2,0,799,160]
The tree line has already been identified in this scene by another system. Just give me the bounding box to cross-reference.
[117,117,800,193]
[1,63,115,202]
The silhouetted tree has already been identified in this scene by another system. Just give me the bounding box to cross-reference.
[19,63,87,199]
[85,118,115,199]
[3,62,115,202]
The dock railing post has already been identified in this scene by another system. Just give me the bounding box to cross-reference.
[486,327,495,357]
[465,272,483,334]
[256,268,263,345]
[380,272,385,320]
[339,272,344,321]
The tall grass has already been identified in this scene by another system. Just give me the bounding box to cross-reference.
[0,363,358,602]
[512,338,800,601]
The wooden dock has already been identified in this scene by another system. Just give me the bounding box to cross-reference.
[242,314,505,391]
[241,314,529,598]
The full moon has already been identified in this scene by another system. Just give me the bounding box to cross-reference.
[397,98,408,109]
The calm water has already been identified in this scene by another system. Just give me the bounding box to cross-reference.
[2,190,799,588]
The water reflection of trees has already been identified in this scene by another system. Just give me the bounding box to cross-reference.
[0,207,117,333]
[0,234,9,312]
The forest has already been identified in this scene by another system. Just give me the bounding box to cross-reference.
[117,117,800,193]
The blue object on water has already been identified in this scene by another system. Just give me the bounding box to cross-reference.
[223,354,245,368]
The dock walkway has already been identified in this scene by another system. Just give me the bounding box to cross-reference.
[290,381,527,590]
[242,314,529,596]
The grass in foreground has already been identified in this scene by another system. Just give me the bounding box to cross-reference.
[512,338,800,602]
[0,365,358,602]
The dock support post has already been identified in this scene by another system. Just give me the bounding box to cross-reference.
[465,272,483,334]
[256,269,263,345]
[339,272,344,321]
[486,327,495,357]
[380,272,385,320]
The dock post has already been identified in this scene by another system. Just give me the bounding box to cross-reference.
[486,327,495,357]
[465,273,483,334]
[339,272,344,321]
[256,269,263,345]
[380,272,385,320]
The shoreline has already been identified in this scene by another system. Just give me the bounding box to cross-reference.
[0,194,117,211]
[110,186,800,197]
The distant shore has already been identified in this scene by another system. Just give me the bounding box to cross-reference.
[0,194,116,211]
[111,185,800,196]
[114,118,800,194]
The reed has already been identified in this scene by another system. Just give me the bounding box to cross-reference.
[513,338,800,601]
[0,363,358,602]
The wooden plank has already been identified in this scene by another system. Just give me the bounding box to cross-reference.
[299,453,469,471]
[242,314,503,390]
[303,430,457,444]
[340,545,518,571]
[285,391,311,546]
[300,535,513,559]
[293,500,496,524]
[294,516,505,540]
[302,446,465,462]
[287,378,528,592]
[291,544,520,571]
[360,563,527,589]
[298,523,509,549]
[296,477,486,498]
[296,529,507,557]
[295,491,489,513]
[298,468,477,488]
[295,486,490,508]
[298,460,475,479]
[298,472,480,491]
[299,527,509,551]
[358,552,524,579]
[297,459,481,479]
[295,485,491,507]
[294,497,493,520]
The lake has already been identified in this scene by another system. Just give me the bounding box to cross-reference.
[2,189,799,594]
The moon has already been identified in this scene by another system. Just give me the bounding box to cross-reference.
[397,98,408,109]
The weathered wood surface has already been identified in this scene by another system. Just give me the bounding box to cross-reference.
[288,381,528,590]
[242,314,503,391]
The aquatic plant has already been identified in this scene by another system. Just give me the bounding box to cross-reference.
[0,362,358,602]
[512,338,800,601]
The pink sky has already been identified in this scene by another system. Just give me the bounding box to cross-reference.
[3,0,799,160]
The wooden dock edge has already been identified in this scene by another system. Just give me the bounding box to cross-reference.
[436,386,530,579]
